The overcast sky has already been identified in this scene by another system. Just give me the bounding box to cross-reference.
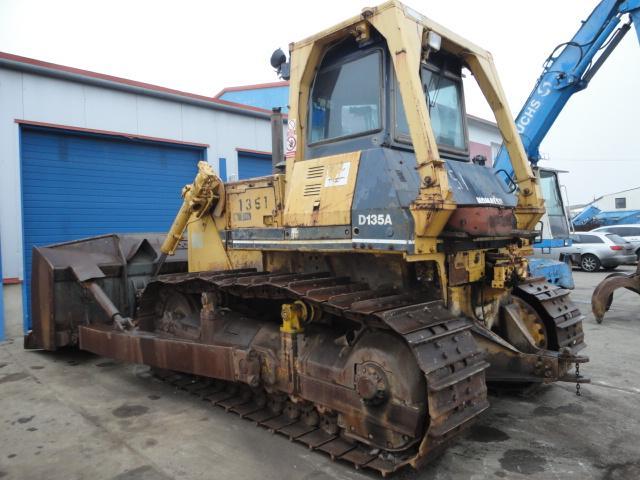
[1,0,638,204]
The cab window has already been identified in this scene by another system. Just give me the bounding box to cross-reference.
[309,51,382,143]
[539,169,570,238]
[423,68,465,150]
[395,65,467,152]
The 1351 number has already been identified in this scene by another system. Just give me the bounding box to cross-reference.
[239,196,269,211]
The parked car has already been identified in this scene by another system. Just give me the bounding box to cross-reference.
[557,232,636,272]
[591,224,640,260]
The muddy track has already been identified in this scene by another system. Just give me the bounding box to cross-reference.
[136,269,491,475]
[515,278,586,354]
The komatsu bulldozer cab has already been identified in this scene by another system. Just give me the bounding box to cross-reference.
[306,35,469,162]
[277,3,542,256]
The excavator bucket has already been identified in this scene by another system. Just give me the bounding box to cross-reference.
[592,265,640,323]
[24,233,187,350]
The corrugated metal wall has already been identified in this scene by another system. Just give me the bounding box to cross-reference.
[20,126,203,328]
[237,151,272,179]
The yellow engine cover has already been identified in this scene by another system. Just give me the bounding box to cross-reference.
[283,151,360,227]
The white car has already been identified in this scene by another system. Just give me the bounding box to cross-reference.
[591,224,640,260]
[556,232,636,272]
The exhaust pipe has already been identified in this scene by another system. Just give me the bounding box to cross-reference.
[271,107,285,173]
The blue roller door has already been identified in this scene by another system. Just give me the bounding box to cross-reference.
[238,151,272,179]
[20,126,204,328]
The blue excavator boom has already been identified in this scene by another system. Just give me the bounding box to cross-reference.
[495,0,640,174]
[493,0,640,288]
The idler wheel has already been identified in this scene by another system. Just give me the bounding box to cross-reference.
[156,290,201,339]
[355,362,388,406]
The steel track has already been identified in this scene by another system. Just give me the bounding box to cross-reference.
[134,269,493,475]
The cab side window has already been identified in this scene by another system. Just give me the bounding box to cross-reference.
[309,51,382,144]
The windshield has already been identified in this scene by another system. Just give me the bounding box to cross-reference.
[396,66,466,151]
[539,169,570,238]
[309,51,382,143]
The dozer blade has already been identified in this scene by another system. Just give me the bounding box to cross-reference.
[24,233,188,350]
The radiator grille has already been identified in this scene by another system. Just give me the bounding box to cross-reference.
[303,183,322,196]
[306,165,325,179]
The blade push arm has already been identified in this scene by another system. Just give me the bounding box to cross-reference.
[155,161,224,275]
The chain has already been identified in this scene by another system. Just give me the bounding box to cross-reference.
[575,361,581,397]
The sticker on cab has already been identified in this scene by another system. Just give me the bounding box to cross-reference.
[324,162,350,187]
[285,119,297,158]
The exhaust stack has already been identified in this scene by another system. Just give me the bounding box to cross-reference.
[271,107,284,173]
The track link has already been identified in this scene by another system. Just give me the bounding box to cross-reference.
[137,269,490,475]
[515,277,586,353]
[153,369,397,472]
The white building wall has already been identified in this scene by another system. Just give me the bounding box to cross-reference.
[0,67,273,281]
[84,85,139,132]
[592,188,640,211]
[213,111,272,180]
[467,117,502,161]
[0,69,26,282]
[468,118,501,145]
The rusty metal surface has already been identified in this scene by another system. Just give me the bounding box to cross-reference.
[79,269,588,473]
[79,325,236,381]
[38,262,585,476]
[592,267,640,323]
[71,269,491,476]
[456,277,590,386]
[446,206,515,237]
[473,326,566,384]
[515,278,586,354]
[26,246,56,350]
[27,248,590,477]
[374,301,489,465]
[25,233,188,351]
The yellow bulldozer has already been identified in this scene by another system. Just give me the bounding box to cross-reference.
[25,2,588,475]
